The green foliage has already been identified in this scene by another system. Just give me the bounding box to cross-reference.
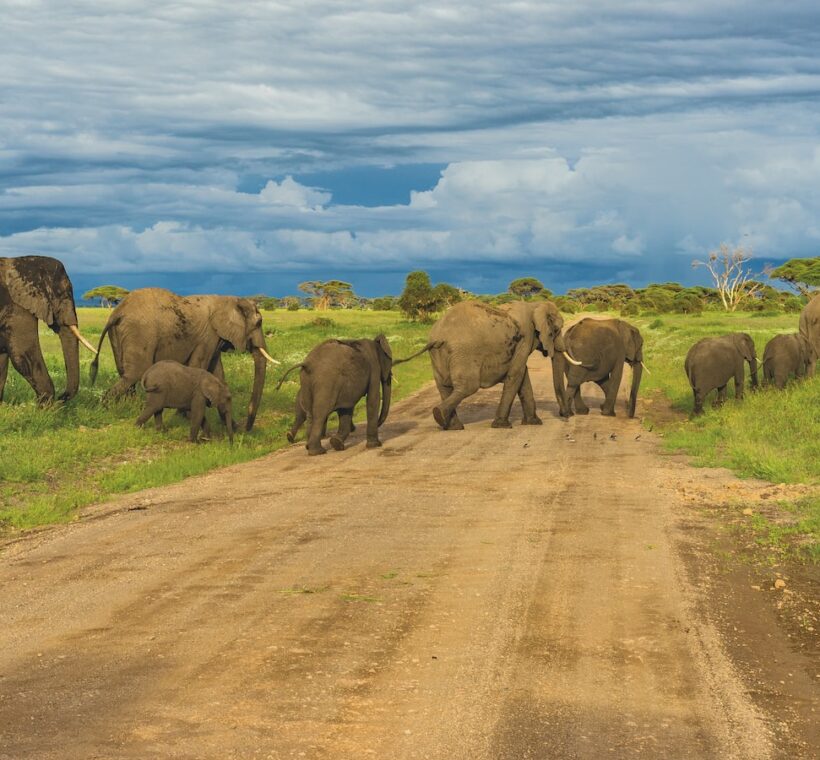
[508,277,544,298]
[553,296,578,314]
[298,280,356,310]
[82,285,129,307]
[671,292,703,314]
[283,297,301,311]
[398,271,458,321]
[770,256,820,295]
[371,296,397,311]
[309,316,335,328]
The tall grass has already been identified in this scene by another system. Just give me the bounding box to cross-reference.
[0,309,432,530]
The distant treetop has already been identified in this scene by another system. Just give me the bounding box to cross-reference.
[770,256,820,295]
[82,285,129,307]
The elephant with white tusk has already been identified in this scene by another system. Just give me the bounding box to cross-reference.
[555,318,645,418]
[427,300,574,430]
[0,255,96,403]
[89,288,276,431]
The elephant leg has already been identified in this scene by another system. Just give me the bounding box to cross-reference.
[692,387,704,416]
[306,397,330,456]
[433,380,470,431]
[600,363,623,416]
[153,411,163,431]
[0,353,8,402]
[8,342,54,403]
[715,385,727,407]
[329,409,354,451]
[365,376,382,448]
[136,396,162,428]
[287,393,307,443]
[734,365,745,400]
[572,385,589,414]
[517,370,542,425]
[189,393,207,443]
[493,357,530,428]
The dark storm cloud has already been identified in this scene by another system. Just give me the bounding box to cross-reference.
[0,1,818,290]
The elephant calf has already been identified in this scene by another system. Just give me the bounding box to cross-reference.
[762,333,813,389]
[136,360,234,443]
[277,335,393,455]
[684,333,758,416]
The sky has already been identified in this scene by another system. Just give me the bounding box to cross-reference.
[1,1,819,297]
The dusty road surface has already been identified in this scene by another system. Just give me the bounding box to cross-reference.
[0,359,794,759]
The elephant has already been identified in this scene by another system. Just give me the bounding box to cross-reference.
[426,300,581,430]
[0,255,97,403]
[554,318,645,418]
[684,333,758,416]
[137,360,234,443]
[89,288,278,430]
[762,333,813,389]
[275,335,394,455]
[799,293,820,376]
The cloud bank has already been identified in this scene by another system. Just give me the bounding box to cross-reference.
[1,1,818,291]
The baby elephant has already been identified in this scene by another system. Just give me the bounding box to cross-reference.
[762,333,813,389]
[684,333,758,416]
[137,360,234,443]
[277,335,393,455]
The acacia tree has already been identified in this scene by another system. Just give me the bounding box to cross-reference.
[82,285,129,307]
[770,256,820,295]
[298,280,356,310]
[692,243,766,312]
[399,271,444,321]
[508,277,544,298]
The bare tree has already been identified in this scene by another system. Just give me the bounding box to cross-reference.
[692,243,766,311]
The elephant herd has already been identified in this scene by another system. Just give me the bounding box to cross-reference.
[1,255,818,453]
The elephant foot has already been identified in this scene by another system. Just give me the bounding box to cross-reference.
[366,438,382,449]
[574,406,590,415]
[521,415,543,426]
[286,431,295,443]
[307,446,327,456]
[601,409,616,417]
[491,418,513,429]
[350,422,357,432]
[329,436,345,451]
[432,406,449,429]
[448,418,465,430]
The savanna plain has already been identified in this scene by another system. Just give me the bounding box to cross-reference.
[0,306,817,758]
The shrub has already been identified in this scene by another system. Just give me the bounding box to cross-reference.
[309,316,335,328]
[553,296,578,314]
[619,301,640,316]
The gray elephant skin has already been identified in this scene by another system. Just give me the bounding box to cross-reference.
[556,318,644,418]
[0,255,96,403]
[277,335,393,455]
[90,288,276,430]
[427,300,574,430]
[799,293,820,376]
[684,333,758,415]
[137,360,234,443]
[762,333,813,389]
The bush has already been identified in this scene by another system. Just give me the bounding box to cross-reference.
[672,293,703,314]
[782,295,805,313]
[619,301,640,316]
[553,296,578,314]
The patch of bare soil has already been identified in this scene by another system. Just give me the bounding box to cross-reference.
[0,358,814,759]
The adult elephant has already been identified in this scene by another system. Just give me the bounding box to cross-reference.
[89,288,278,430]
[555,318,645,418]
[684,333,758,416]
[799,293,820,376]
[427,300,581,429]
[0,255,97,403]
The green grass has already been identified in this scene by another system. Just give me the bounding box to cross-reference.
[745,495,820,564]
[630,311,819,485]
[0,308,431,531]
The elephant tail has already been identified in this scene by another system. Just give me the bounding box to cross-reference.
[393,340,444,365]
[89,316,119,385]
[274,363,306,391]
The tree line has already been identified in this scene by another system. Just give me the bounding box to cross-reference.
[81,252,819,320]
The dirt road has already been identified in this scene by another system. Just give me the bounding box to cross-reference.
[0,360,793,758]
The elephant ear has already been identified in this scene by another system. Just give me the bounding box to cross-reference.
[201,375,228,406]
[733,333,755,362]
[375,334,392,381]
[532,302,562,356]
[617,321,643,362]
[2,258,61,325]
[210,298,250,351]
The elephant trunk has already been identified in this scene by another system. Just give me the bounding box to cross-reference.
[628,361,643,418]
[224,399,235,444]
[551,352,570,417]
[245,347,267,431]
[57,325,80,400]
[749,357,759,390]
[378,376,392,427]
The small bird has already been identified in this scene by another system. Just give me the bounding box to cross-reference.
[635,434,641,441]
[610,433,617,440]
[593,432,597,440]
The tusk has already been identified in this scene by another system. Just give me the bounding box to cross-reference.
[562,350,584,367]
[640,361,651,375]
[70,325,98,354]
[257,347,280,365]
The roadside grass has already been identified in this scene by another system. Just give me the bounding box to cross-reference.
[745,495,820,565]
[0,308,432,531]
